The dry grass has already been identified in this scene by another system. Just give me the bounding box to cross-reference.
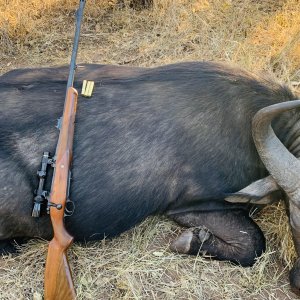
[0,206,298,300]
[1,0,300,299]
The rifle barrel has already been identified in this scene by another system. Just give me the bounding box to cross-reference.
[67,0,86,89]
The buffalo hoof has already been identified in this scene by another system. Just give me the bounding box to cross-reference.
[290,258,300,296]
[170,226,211,255]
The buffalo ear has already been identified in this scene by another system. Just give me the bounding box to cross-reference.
[225,175,281,205]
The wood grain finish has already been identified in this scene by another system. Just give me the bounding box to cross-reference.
[44,87,78,300]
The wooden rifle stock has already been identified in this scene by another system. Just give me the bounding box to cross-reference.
[44,87,78,300]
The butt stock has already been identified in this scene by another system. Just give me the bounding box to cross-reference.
[44,235,75,300]
[44,87,78,299]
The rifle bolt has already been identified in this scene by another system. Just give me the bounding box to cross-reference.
[47,202,63,210]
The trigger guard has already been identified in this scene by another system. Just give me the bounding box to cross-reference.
[64,199,75,217]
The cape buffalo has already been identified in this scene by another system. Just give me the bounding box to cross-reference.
[1,61,300,293]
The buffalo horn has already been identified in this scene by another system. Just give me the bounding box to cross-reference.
[252,100,300,196]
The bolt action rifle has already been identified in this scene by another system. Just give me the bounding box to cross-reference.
[44,1,86,299]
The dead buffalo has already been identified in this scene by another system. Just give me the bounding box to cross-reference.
[1,61,299,293]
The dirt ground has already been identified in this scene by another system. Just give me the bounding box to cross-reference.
[1,0,300,299]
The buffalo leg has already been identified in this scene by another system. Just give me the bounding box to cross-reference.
[169,210,265,267]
